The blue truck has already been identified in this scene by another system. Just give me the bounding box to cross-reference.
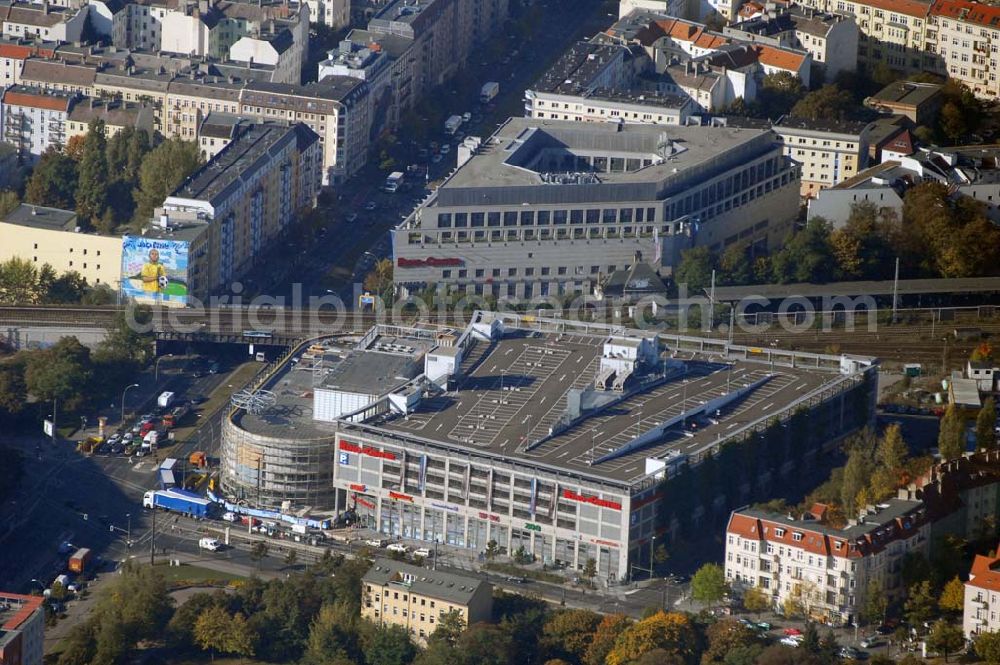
[143,488,211,518]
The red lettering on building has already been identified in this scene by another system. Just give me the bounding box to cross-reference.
[350,483,366,492]
[631,491,664,511]
[396,257,464,269]
[355,497,375,509]
[478,511,500,522]
[339,439,397,461]
[591,538,619,547]
[389,491,414,502]
[562,489,622,511]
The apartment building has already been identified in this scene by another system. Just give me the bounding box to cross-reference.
[808,144,1000,224]
[66,97,155,141]
[772,115,874,198]
[18,58,97,95]
[725,6,859,81]
[393,117,800,298]
[239,77,371,185]
[152,122,321,297]
[619,0,692,20]
[196,111,250,158]
[726,500,932,625]
[0,1,87,43]
[362,559,493,644]
[796,0,935,74]
[965,550,1000,638]
[0,37,56,88]
[316,0,507,138]
[1,84,76,161]
[302,0,348,29]
[928,0,1000,99]
[0,203,124,286]
[163,77,243,140]
[317,34,414,136]
[0,592,44,665]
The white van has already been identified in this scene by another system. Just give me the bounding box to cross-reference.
[198,537,222,551]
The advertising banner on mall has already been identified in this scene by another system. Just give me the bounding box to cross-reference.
[120,236,190,306]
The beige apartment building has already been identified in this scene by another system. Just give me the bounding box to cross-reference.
[362,559,493,644]
[797,0,935,74]
[0,204,123,287]
[66,98,155,141]
[772,116,874,198]
[928,0,1000,99]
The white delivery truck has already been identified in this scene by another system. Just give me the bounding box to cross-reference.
[384,171,404,193]
[157,391,175,409]
[480,81,499,104]
[444,115,463,136]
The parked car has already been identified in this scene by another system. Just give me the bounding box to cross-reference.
[859,636,880,649]
[779,636,803,648]
[222,512,238,522]
[755,622,772,631]
[364,201,378,211]
[783,628,803,636]
[365,538,387,548]
[199,538,222,551]
[386,543,409,554]
[413,547,432,558]
[505,576,527,584]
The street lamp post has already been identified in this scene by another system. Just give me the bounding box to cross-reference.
[155,354,174,383]
[121,383,140,425]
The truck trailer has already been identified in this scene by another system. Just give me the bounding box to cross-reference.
[444,115,463,136]
[68,548,92,574]
[143,488,211,518]
[157,391,175,409]
[480,81,499,104]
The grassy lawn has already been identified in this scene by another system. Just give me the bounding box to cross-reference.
[153,562,246,587]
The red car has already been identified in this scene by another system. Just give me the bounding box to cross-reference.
[783,628,803,636]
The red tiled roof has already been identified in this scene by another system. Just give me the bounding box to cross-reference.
[2,89,71,111]
[968,550,1000,593]
[755,44,808,71]
[0,593,43,631]
[0,42,53,59]
[861,0,931,19]
[930,0,1000,27]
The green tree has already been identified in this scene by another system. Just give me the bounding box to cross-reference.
[742,585,770,617]
[25,147,78,210]
[939,102,967,143]
[194,605,232,658]
[702,617,760,664]
[690,563,728,606]
[877,423,908,471]
[675,246,716,292]
[541,609,602,663]
[939,576,965,615]
[861,579,887,627]
[582,558,597,588]
[755,71,805,119]
[225,612,258,661]
[76,119,109,229]
[303,602,363,665]
[284,548,298,568]
[485,539,501,561]
[719,243,752,286]
[583,614,632,665]
[904,580,937,629]
[364,625,416,665]
[0,360,28,420]
[45,271,89,304]
[939,403,965,460]
[25,336,93,412]
[975,631,1000,664]
[0,189,19,217]
[800,621,820,653]
[133,139,202,223]
[0,257,42,304]
[790,84,856,121]
[841,445,871,516]
[978,398,997,450]
[770,218,836,283]
[926,619,964,662]
[605,611,698,665]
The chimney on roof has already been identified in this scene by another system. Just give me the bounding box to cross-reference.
[43,0,49,13]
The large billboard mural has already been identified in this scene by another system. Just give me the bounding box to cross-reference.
[120,236,190,306]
